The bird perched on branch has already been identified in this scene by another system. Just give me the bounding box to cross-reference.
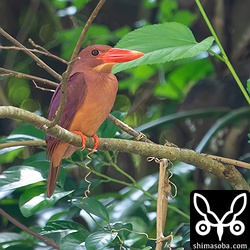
[46,45,144,198]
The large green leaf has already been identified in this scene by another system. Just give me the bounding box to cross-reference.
[85,231,118,250]
[43,220,89,234]
[0,124,45,162]
[19,186,73,217]
[0,233,34,249]
[72,197,109,222]
[60,231,88,250]
[113,22,214,73]
[10,124,45,139]
[0,166,44,191]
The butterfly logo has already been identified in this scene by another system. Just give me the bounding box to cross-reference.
[193,193,246,241]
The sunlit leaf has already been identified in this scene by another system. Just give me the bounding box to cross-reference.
[85,231,118,250]
[72,197,109,222]
[0,166,44,191]
[60,231,89,250]
[19,186,73,217]
[0,124,45,161]
[44,220,88,232]
[0,233,34,249]
[113,22,214,73]
[124,234,148,248]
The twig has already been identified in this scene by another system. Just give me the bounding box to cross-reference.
[0,67,58,88]
[0,208,59,249]
[0,140,46,149]
[32,80,55,92]
[204,154,250,170]
[108,113,153,143]
[0,27,62,81]
[28,39,69,65]
[48,0,106,128]
[0,44,69,65]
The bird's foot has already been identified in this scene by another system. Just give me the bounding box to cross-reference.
[90,134,99,154]
[72,130,86,150]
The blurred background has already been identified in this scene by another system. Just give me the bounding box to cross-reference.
[0,0,249,248]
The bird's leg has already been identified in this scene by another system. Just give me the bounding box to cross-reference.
[90,134,99,153]
[72,130,86,150]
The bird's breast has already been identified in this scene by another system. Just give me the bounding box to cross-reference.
[68,73,118,136]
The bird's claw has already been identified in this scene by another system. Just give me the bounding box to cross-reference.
[72,130,86,150]
[90,134,99,154]
[72,131,99,153]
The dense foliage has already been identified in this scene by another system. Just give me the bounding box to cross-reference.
[0,0,249,249]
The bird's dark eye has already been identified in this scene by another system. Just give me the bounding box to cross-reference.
[91,49,99,56]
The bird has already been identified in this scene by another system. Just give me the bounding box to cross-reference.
[46,44,144,198]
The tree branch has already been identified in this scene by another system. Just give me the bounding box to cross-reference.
[0,140,46,149]
[0,105,249,191]
[0,27,62,81]
[0,208,59,249]
[108,113,153,143]
[0,67,58,88]
[0,44,69,65]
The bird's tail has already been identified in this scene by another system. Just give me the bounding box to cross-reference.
[46,142,77,198]
[47,160,61,198]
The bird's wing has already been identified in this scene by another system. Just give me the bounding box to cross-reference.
[46,72,87,158]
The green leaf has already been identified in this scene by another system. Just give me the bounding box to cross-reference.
[247,78,250,95]
[22,153,67,189]
[85,231,118,250]
[124,234,148,248]
[19,186,73,217]
[0,124,45,160]
[98,111,127,138]
[0,233,34,249]
[43,220,89,235]
[10,124,45,140]
[0,147,23,164]
[154,58,214,100]
[72,197,109,222]
[172,10,198,26]
[60,231,89,250]
[113,22,214,73]
[0,166,44,191]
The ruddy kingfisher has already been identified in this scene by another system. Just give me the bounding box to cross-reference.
[46,45,144,197]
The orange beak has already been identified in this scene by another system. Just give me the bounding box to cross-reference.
[100,48,144,63]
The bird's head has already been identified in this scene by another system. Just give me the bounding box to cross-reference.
[71,45,144,74]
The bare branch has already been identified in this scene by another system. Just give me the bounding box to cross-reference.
[0,44,69,65]
[0,27,62,81]
[28,39,69,64]
[203,154,250,170]
[0,208,59,249]
[0,140,46,149]
[32,80,55,92]
[0,67,58,88]
[108,113,153,143]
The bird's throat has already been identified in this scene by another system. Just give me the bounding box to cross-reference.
[93,62,115,73]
